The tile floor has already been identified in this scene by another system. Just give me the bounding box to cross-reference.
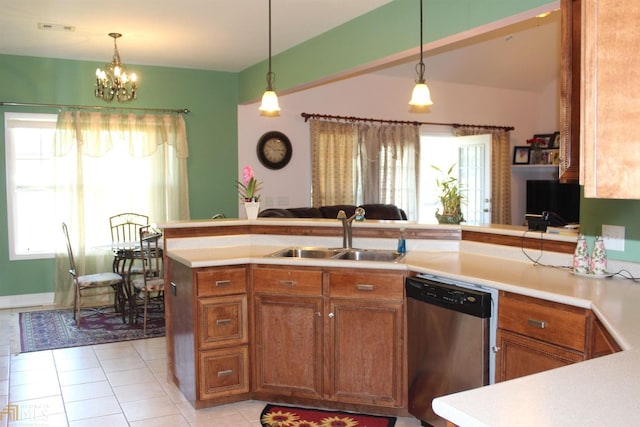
[0,307,423,426]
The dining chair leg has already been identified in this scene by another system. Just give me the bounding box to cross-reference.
[143,291,149,335]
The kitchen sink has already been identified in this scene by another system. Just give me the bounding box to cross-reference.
[267,247,344,259]
[266,247,405,262]
[334,249,405,262]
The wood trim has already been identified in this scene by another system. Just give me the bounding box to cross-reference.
[462,230,575,254]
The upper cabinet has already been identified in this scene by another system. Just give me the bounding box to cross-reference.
[580,0,640,198]
[559,0,581,184]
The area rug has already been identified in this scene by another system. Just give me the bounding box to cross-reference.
[260,404,396,427]
[19,307,165,353]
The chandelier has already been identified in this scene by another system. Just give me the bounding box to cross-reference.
[408,0,433,110]
[95,33,138,102]
[258,0,281,116]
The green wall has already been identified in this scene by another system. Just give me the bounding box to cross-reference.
[0,54,238,297]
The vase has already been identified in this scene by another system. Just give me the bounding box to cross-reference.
[244,201,260,220]
[572,234,590,274]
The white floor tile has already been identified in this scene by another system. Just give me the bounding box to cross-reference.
[64,395,122,422]
[61,380,114,403]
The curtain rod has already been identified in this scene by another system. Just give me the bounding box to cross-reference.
[0,101,190,114]
[300,112,514,131]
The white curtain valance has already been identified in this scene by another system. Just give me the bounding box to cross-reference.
[54,111,189,159]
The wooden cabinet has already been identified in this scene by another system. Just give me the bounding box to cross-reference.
[559,0,581,183]
[581,0,640,198]
[251,265,405,410]
[496,291,589,382]
[166,260,249,407]
[496,291,620,382]
[252,266,324,399]
[326,271,404,407]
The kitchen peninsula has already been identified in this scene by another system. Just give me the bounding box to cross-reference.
[160,218,640,425]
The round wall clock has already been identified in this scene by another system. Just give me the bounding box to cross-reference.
[256,131,292,170]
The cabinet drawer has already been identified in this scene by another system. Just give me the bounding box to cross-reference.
[197,267,246,297]
[198,295,248,349]
[498,293,588,352]
[329,272,404,300]
[253,267,322,296]
[199,345,249,400]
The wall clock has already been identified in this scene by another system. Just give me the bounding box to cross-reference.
[256,131,292,170]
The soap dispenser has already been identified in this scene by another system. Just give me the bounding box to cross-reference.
[397,228,406,254]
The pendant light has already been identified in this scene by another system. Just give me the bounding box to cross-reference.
[408,0,433,110]
[259,0,281,116]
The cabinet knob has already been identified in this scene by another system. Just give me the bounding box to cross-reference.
[328,312,335,318]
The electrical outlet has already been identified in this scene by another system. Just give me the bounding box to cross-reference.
[602,224,625,251]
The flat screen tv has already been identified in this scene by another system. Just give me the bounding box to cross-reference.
[526,180,580,225]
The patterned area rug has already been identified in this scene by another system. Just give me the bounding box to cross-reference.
[19,307,165,352]
[260,404,397,427]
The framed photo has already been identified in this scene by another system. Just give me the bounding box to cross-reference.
[533,133,556,148]
[513,146,531,164]
[541,148,560,165]
[550,131,560,148]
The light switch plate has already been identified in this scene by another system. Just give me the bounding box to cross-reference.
[602,224,625,251]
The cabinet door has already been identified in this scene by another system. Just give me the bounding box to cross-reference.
[496,330,585,382]
[581,0,640,198]
[326,298,403,407]
[253,295,323,399]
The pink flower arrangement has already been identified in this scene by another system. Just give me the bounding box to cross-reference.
[237,165,262,201]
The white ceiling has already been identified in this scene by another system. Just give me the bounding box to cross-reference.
[374,10,560,92]
[0,0,559,92]
[0,0,391,71]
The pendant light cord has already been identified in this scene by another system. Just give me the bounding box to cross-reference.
[266,0,274,90]
[416,0,425,83]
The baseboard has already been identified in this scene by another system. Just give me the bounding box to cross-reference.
[0,292,55,310]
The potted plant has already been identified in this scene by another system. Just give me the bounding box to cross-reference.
[432,164,464,224]
[237,165,262,219]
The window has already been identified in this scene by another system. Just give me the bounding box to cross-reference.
[419,132,491,224]
[5,113,58,259]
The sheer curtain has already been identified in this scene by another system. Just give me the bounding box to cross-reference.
[453,126,511,224]
[358,124,419,219]
[310,119,419,219]
[53,111,190,306]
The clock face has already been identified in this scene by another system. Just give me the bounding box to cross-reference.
[257,131,292,169]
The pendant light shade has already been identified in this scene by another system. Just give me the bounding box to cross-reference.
[259,0,281,116]
[409,0,433,109]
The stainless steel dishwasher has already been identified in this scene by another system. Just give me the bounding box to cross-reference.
[406,275,498,427]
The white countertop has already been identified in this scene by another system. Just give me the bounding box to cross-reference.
[161,220,640,426]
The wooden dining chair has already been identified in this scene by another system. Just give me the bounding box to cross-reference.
[62,222,124,327]
[130,225,164,334]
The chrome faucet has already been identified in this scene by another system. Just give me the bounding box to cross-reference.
[337,207,365,249]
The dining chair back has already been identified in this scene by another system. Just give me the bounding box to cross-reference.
[130,225,164,334]
[109,213,149,249]
[62,222,124,326]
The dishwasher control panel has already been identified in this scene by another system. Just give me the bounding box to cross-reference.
[406,276,492,318]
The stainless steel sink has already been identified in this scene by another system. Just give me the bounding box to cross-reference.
[266,247,405,262]
[267,247,343,259]
[335,249,405,262]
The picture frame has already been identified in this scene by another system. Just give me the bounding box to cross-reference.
[533,133,556,148]
[550,131,560,148]
[513,146,531,164]
[541,148,560,165]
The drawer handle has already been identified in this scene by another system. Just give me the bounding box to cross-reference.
[356,284,374,291]
[216,318,232,326]
[527,318,546,329]
[279,280,295,287]
[215,280,231,287]
[217,369,233,377]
